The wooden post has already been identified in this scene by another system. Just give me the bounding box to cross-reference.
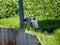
[19,0,24,30]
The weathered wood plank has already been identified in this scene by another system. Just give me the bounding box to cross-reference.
[0,28,2,45]
[2,28,8,45]
[26,34,37,45]
[8,29,13,45]
[0,28,8,45]
[16,31,27,45]
[16,31,38,45]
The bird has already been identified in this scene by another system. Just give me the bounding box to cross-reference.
[31,18,39,29]
[24,14,33,23]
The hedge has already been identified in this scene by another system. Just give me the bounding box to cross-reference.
[0,0,60,19]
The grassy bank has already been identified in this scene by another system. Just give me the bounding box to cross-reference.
[0,16,60,31]
[25,28,60,45]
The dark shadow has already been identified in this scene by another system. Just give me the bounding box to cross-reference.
[37,19,60,33]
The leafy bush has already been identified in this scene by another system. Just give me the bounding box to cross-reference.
[0,0,60,19]
[38,19,60,33]
[24,0,60,19]
[0,0,18,18]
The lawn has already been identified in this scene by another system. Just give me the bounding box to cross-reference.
[0,16,20,29]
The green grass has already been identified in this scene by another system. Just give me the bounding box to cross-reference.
[35,32,56,45]
[25,29,60,45]
[53,28,60,45]
[0,16,20,29]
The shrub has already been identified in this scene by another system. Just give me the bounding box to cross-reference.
[0,0,60,19]
[24,0,60,19]
[0,0,18,18]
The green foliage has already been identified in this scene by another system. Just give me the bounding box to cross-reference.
[0,0,60,19]
[0,16,60,32]
[35,32,56,45]
[38,19,60,33]
[54,28,60,45]
[24,0,60,19]
[0,0,60,45]
[0,0,18,18]
[25,30,57,45]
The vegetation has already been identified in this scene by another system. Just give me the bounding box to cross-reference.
[0,0,60,19]
[24,0,60,19]
[0,16,20,29]
[38,19,60,33]
[0,16,60,45]
[25,28,60,45]
[0,16,60,32]
[0,0,18,18]
[53,28,60,45]
[0,0,60,45]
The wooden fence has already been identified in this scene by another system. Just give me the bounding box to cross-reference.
[0,27,38,45]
